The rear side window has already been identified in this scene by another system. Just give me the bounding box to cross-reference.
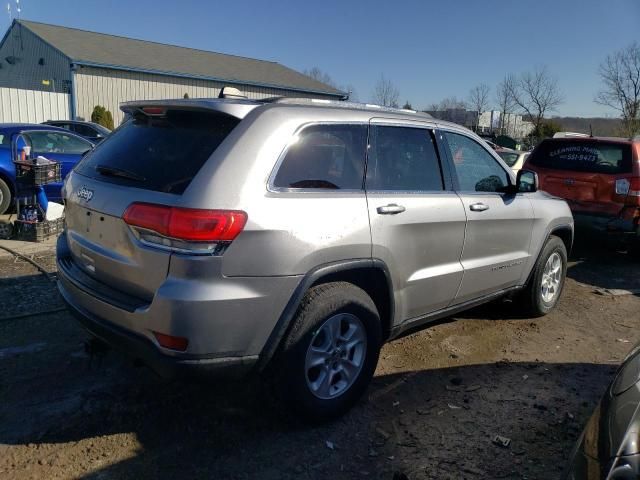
[273,124,367,190]
[73,124,98,137]
[528,140,632,174]
[75,110,239,194]
[366,126,444,191]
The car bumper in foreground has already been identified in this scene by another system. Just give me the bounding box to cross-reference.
[58,284,258,379]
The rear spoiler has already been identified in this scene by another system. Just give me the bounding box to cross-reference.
[120,98,261,120]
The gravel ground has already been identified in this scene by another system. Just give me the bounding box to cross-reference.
[0,236,639,480]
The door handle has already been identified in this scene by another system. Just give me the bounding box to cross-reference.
[469,203,489,212]
[377,204,406,215]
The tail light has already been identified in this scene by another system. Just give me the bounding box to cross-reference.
[123,202,247,255]
[617,177,640,206]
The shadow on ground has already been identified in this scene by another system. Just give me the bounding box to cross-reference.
[0,349,614,480]
[566,229,640,294]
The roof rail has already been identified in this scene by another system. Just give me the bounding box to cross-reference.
[259,97,432,118]
[552,132,590,138]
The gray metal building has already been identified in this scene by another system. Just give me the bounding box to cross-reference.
[0,20,345,124]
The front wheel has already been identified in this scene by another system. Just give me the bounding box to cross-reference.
[519,236,568,317]
[266,282,382,423]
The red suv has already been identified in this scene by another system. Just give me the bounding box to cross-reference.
[524,135,640,252]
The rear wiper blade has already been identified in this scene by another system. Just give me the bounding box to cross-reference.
[95,165,146,182]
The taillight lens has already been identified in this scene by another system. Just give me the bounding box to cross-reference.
[620,177,640,206]
[123,203,247,253]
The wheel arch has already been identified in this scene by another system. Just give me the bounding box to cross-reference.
[256,259,394,371]
[550,225,573,256]
[0,168,15,213]
[524,223,573,287]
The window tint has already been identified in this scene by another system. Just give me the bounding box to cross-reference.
[273,124,367,190]
[75,110,239,194]
[73,124,98,137]
[444,132,508,192]
[366,126,444,191]
[26,131,93,155]
[497,151,520,167]
[528,140,632,174]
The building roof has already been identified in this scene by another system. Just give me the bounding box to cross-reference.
[14,20,345,97]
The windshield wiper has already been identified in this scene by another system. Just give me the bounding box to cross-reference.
[95,165,146,182]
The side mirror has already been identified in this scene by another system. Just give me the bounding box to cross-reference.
[516,169,538,193]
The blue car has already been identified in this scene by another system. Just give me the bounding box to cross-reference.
[0,124,95,214]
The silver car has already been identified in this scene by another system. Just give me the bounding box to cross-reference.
[56,96,573,421]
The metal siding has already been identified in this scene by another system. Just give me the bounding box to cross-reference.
[0,87,70,122]
[73,66,339,124]
[0,22,71,93]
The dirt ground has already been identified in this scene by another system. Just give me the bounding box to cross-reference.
[0,234,639,480]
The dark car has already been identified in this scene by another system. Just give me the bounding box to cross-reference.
[0,124,95,213]
[564,343,640,479]
[42,120,111,143]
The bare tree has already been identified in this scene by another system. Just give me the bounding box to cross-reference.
[304,67,337,88]
[468,83,491,131]
[439,96,467,111]
[372,74,400,107]
[495,74,516,134]
[511,66,564,136]
[424,97,467,122]
[595,42,640,137]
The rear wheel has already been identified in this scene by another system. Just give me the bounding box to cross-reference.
[519,236,567,317]
[266,282,382,422]
[0,178,11,215]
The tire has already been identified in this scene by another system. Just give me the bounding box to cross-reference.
[519,236,568,317]
[0,178,11,215]
[266,282,382,423]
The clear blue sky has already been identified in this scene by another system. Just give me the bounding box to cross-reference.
[2,0,638,117]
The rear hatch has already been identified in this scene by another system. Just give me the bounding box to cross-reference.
[64,106,242,302]
[527,138,634,217]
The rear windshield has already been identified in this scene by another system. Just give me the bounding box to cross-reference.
[528,139,632,174]
[497,151,519,167]
[74,110,240,194]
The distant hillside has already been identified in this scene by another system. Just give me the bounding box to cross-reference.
[551,117,623,137]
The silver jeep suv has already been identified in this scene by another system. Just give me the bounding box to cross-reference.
[56,97,573,421]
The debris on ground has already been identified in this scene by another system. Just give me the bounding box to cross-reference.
[492,435,511,448]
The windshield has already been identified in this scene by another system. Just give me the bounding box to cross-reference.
[74,110,240,194]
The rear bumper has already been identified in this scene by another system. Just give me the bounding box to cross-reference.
[56,232,301,378]
[573,212,638,236]
[59,286,258,379]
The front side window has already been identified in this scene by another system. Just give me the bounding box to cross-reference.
[273,124,367,190]
[444,132,509,192]
[25,131,93,155]
[366,126,444,191]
